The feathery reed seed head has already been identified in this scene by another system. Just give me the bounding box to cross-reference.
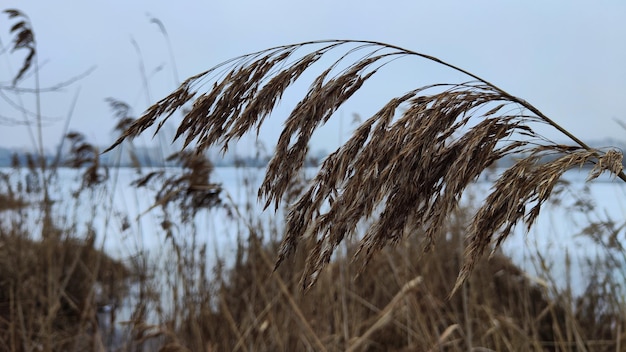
[105,40,625,294]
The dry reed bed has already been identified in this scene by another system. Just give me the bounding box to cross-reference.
[177,220,625,351]
[107,40,624,293]
[3,8,626,349]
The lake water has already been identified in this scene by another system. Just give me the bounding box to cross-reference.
[2,165,626,297]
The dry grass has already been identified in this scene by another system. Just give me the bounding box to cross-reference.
[131,150,223,223]
[172,196,626,351]
[106,40,625,293]
[0,134,133,351]
[0,232,131,351]
[4,9,626,350]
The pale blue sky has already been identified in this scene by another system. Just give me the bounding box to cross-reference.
[1,1,625,154]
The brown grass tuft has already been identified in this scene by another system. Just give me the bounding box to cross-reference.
[0,231,131,351]
[105,40,626,294]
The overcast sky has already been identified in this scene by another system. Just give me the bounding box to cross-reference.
[1,1,625,155]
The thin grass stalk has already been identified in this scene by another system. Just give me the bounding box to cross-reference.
[218,297,248,352]
[346,276,422,352]
[149,16,180,86]
[256,227,329,351]
[616,323,621,352]
[232,295,280,351]
[339,249,350,345]
[461,266,472,351]
[221,191,327,351]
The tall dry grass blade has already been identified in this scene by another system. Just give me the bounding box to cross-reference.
[346,276,422,352]
[105,39,626,293]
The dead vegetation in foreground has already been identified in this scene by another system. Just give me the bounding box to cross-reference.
[106,39,624,293]
[189,223,625,351]
[2,8,626,350]
[2,160,626,351]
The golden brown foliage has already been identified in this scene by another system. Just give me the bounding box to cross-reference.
[0,231,131,351]
[104,39,624,293]
[177,228,625,351]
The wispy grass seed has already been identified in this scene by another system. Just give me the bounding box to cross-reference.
[106,39,624,294]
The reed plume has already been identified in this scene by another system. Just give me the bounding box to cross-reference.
[4,9,35,86]
[105,40,624,294]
